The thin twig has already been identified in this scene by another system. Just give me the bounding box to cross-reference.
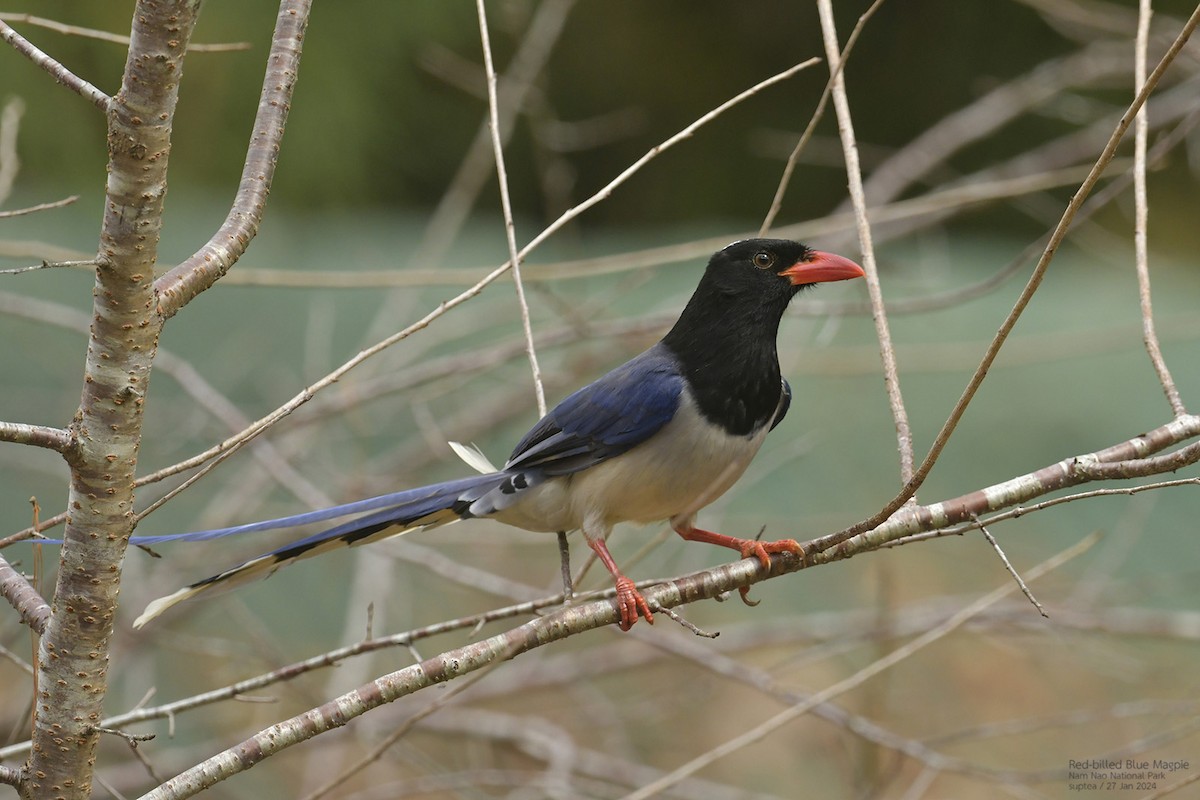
[0,12,251,52]
[0,195,79,219]
[817,0,914,484]
[475,0,546,415]
[1133,0,1188,417]
[0,258,94,276]
[975,516,1048,618]
[655,606,719,638]
[124,734,167,787]
[616,534,1098,800]
[760,0,886,234]
[809,4,1200,556]
[90,726,155,745]
[0,19,110,110]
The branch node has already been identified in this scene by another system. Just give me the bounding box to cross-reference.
[90,726,155,746]
[655,605,719,638]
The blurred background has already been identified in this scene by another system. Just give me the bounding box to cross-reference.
[2,1,1199,798]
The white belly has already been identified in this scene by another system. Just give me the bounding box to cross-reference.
[492,391,772,535]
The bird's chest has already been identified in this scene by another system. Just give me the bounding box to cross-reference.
[564,389,775,526]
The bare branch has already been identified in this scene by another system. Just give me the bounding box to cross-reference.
[0,194,78,219]
[1073,439,1200,479]
[0,18,110,110]
[0,421,72,452]
[0,12,250,52]
[154,0,312,318]
[0,551,49,633]
[817,0,914,484]
[977,518,1048,617]
[885,477,1199,548]
[1133,0,1188,417]
[811,4,1200,555]
[0,257,95,276]
[475,0,546,414]
[0,764,21,788]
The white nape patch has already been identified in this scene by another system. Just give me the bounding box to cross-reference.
[449,441,499,474]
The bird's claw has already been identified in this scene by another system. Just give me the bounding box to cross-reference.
[739,537,804,571]
[737,586,760,607]
[614,575,654,631]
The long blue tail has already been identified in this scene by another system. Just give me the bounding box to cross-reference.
[132,472,507,628]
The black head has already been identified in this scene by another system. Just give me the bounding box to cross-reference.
[702,238,864,302]
[659,239,862,435]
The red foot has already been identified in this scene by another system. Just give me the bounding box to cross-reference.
[586,536,654,630]
[675,525,805,571]
[613,575,654,631]
[738,537,805,571]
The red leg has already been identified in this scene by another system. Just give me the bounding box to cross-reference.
[586,537,653,631]
[673,524,804,571]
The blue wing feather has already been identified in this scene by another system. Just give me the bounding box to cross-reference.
[507,344,683,475]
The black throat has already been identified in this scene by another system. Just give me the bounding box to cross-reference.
[660,278,796,437]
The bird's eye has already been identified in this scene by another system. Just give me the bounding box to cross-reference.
[752,252,775,270]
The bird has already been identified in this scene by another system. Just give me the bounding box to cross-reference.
[133,239,864,630]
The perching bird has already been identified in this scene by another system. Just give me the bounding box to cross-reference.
[134,239,864,630]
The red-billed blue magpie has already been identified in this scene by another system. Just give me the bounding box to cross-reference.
[133,239,864,630]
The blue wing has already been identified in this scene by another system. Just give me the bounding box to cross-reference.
[506,343,684,476]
